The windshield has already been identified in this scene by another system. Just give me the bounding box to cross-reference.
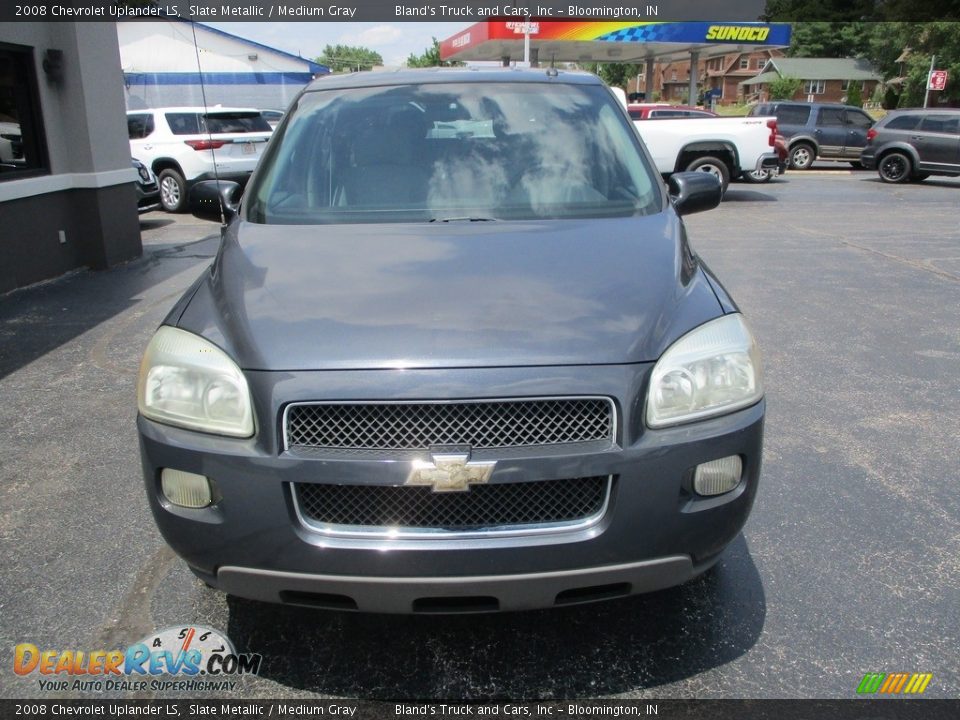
[246,82,661,224]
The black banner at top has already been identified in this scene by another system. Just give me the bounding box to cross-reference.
[3,0,959,22]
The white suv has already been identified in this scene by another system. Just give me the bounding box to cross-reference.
[127,107,272,212]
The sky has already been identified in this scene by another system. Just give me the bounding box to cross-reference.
[207,22,472,67]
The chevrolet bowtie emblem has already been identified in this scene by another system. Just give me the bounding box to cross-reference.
[407,446,496,492]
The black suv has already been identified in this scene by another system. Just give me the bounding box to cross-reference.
[860,108,960,183]
[748,101,875,169]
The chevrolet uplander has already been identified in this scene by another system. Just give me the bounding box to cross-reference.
[136,69,764,613]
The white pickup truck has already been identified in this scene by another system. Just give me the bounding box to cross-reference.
[632,115,781,194]
[610,90,780,195]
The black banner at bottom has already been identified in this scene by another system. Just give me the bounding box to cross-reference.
[2,700,959,720]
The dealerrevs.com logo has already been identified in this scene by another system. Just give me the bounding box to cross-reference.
[14,625,262,693]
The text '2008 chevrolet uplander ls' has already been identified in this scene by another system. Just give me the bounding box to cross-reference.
[137,69,764,613]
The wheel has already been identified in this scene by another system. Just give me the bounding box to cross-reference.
[742,168,772,184]
[158,168,187,212]
[911,173,929,182]
[877,152,912,183]
[788,143,816,170]
[685,155,730,195]
[849,161,864,170]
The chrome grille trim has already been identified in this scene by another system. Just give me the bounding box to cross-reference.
[282,396,616,453]
[291,476,613,540]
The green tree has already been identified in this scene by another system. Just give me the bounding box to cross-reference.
[764,0,960,22]
[316,44,383,73]
[768,75,804,99]
[787,22,872,58]
[864,22,960,105]
[584,63,641,91]
[406,38,463,68]
[846,81,863,106]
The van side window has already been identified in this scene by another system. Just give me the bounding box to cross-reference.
[884,115,922,131]
[776,106,811,124]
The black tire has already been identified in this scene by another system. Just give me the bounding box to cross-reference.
[742,168,772,184]
[158,168,187,213]
[849,161,865,170]
[788,143,816,170]
[685,155,730,195]
[878,152,912,184]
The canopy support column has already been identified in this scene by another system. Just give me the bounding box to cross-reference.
[688,50,699,105]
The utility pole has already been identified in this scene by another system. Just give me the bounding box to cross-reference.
[923,55,935,108]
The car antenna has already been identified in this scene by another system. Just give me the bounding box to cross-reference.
[191,20,227,228]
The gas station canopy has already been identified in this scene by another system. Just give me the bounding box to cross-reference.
[440,21,792,64]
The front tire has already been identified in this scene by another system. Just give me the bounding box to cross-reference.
[789,143,816,170]
[878,152,912,183]
[158,169,187,213]
[685,155,730,195]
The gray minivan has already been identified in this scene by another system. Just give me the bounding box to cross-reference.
[860,108,960,183]
[136,69,765,613]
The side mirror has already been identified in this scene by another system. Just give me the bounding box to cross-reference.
[667,172,722,216]
[189,180,241,223]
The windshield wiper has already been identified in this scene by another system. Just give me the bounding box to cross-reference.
[429,216,497,223]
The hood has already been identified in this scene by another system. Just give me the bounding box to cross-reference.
[176,216,723,371]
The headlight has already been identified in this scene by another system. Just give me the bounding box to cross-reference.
[137,326,254,437]
[646,314,762,428]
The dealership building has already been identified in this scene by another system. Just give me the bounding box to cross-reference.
[116,21,328,111]
[0,21,325,293]
[1,23,140,294]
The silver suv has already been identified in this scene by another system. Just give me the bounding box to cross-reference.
[860,108,960,183]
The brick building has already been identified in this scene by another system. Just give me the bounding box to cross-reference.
[625,48,786,105]
[740,58,883,105]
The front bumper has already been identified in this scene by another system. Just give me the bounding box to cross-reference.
[188,170,253,186]
[138,363,764,613]
[136,182,160,213]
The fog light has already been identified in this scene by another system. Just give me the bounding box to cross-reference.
[693,456,742,496]
[161,469,213,508]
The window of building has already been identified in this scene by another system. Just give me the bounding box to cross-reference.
[804,80,826,94]
[754,58,763,69]
[739,58,749,69]
[671,71,677,82]
[0,43,48,179]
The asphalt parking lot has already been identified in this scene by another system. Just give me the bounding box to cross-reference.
[1,168,958,700]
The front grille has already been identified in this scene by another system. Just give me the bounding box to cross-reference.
[295,476,611,534]
[285,398,614,452]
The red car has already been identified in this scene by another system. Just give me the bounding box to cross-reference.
[627,104,718,120]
